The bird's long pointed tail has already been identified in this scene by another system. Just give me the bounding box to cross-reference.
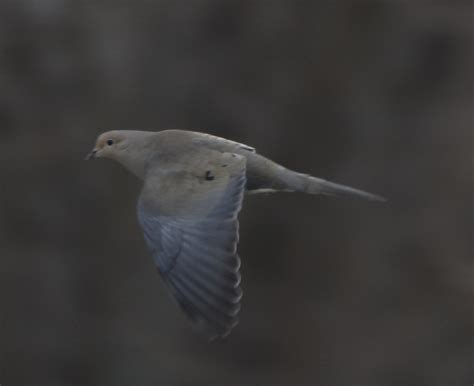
[292,172,386,202]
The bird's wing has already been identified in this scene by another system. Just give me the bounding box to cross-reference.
[137,151,246,339]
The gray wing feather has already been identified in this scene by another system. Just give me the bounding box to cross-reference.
[137,159,246,339]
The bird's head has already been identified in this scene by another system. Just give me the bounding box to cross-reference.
[86,130,133,161]
[86,130,156,179]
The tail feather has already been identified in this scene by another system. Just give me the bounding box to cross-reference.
[296,173,386,202]
[245,154,386,201]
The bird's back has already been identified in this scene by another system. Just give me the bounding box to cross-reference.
[154,130,289,192]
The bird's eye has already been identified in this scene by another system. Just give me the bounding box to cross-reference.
[106,139,114,146]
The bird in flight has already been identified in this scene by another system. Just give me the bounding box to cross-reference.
[86,129,384,339]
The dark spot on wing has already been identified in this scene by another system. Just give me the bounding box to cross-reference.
[205,171,215,181]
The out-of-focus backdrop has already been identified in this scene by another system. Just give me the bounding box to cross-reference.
[0,1,472,385]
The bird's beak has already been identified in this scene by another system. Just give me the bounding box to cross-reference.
[85,149,98,160]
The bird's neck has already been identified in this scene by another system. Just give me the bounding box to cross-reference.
[118,154,147,179]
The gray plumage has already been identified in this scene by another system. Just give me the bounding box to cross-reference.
[86,129,385,339]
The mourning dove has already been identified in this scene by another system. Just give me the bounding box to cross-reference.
[86,129,384,339]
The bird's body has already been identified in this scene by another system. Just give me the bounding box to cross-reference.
[87,129,384,339]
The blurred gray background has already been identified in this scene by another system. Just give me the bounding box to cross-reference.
[0,1,472,385]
